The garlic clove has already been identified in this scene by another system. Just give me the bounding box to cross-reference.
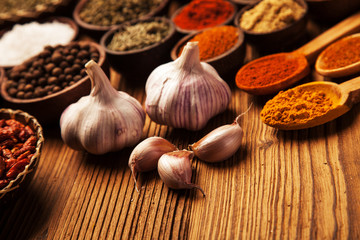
[157,150,205,196]
[189,115,243,162]
[145,42,231,131]
[128,136,177,191]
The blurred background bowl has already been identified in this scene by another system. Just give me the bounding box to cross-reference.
[0,41,106,126]
[73,0,170,38]
[234,0,308,51]
[0,16,79,69]
[100,17,178,86]
[0,0,73,27]
[0,108,44,205]
[171,0,237,35]
[305,0,360,23]
[229,0,260,7]
[170,26,246,81]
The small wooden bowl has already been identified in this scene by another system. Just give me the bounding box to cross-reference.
[73,0,170,36]
[234,0,308,50]
[100,17,178,85]
[171,0,237,35]
[170,27,246,80]
[0,41,106,126]
[0,0,72,27]
[306,0,360,23]
[0,16,78,69]
[0,108,44,205]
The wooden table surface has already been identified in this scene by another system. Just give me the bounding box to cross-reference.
[1,2,360,239]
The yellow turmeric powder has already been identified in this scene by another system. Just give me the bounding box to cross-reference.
[260,87,334,126]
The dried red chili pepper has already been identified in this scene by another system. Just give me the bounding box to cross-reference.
[0,118,37,189]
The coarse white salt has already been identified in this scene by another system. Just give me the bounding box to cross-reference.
[0,20,75,66]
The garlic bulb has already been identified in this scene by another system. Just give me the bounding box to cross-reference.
[189,115,243,162]
[145,41,231,131]
[60,60,145,155]
[158,150,205,196]
[129,136,177,191]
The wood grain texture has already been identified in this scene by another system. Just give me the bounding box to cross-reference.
[1,6,360,239]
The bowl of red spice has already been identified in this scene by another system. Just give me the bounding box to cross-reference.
[100,17,178,85]
[171,0,237,34]
[0,41,106,126]
[234,0,308,50]
[171,25,246,80]
[73,0,170,37]
[0,108,44,205]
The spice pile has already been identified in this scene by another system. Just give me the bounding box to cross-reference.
[0,0,60,16]
[4,42,100,99]
[0,21,75,66]
[235,54,302,88]
[79,0,163,26]
[239,0,305,33]
[0,119,37,189]
[107,20,170,51]
[317,37,360,70]
[179,26,239,61]
[173,0,234,31]
[260,87,334,126]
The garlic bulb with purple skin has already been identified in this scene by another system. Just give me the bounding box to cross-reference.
[129,136,177,191]
[189,115,243,162]
[60,60,145,155]
[157,150,205,196]
[145,41,231,131]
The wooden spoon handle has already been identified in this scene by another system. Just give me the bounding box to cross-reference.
[295,11,360,64]
[340,76,360,106]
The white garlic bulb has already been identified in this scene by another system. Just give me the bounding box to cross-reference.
[60,60,145,155]
[145,41,231,131]
[157,150,205,196]
[129,136,177,191]
[189,115,243,162]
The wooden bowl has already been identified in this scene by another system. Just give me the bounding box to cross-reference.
[170,27,246,81]
[73,0,170,37]
[0,41,106,126]
[0,16,78,69]
[306,0,360,23]
[171,0,237,35]
[100,17,178,85]
[234,0,308,50]
[0,108,44,205]
[0,0,72,27]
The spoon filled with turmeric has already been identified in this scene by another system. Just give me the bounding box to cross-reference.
[235,11,360,95]
[260,76,360,130]
[315,33,360,78]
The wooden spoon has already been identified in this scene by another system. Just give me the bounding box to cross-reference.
[262,76,360,130]
[235,11,360,95]
[315,33,360,78]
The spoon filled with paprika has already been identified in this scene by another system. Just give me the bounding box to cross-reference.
[260,76,360,130]
[315,33,360,78]
[235,11,360,95]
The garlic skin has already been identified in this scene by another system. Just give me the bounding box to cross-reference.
[129,136,177,190]
[145,41,231,131]
[60,60,145,155]
[158,150,205,196]
[189,115,243,162]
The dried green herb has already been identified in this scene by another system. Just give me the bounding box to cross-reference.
[79,0,163,27]
[107,20,170,51]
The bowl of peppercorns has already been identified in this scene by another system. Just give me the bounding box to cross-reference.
[0,108,44,205]
[0,41,106,125]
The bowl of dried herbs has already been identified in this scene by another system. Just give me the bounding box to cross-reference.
[100,17,178,85]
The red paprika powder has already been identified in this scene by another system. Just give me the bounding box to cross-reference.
[173,0,235,31]
[235,54,304,88]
